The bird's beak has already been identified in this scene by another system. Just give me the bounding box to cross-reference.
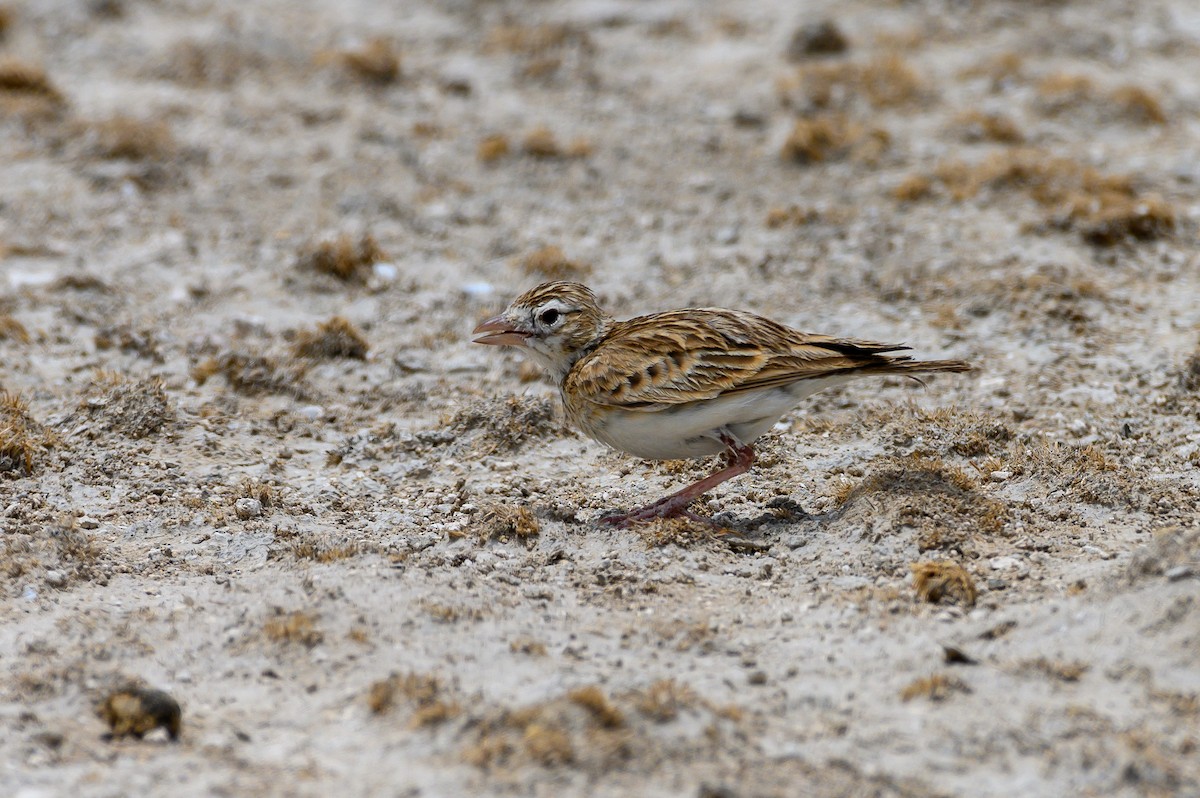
[472,315,530,346]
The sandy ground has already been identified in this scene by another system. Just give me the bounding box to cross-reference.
[2,0,1199,795]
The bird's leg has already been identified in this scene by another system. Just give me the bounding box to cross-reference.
[601,430,755,526]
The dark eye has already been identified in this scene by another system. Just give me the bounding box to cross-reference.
[539,308,560,326]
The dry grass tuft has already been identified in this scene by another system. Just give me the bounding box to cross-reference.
[1021,657,1089,683]
[765,205,824,227]
[289,539,359,562]
[892,174,932,202]
[911,561,977,608]
[367,672,461,726]
[567,686,625,729]
[518,245,591,280]
[236,478,275,508]
[1036,73,1167,125]
[1110,85,1167,125]
[292,316,369,360]
[79,374,173,439]
[263,609,323,648]
[908,149,1174,245]
[1004,441,1142,508]
[509,637,548,657]
[1,392,56,475]
[87,115,177,161]
[632,679,698,723]
[464,691,630,771]
[333,38,401,85]
[953,109,1024,143]
[781,114,888,165]
[192,351,310,398]
[0,314,30,343]
[635,515,716,548]
[1179,347,1200,393]
[477,133,510,162]
[779,54,922,111]
[520,126,593,159]
[485,23,587,56]
[156,37,271,87]
[93,322,161,360]
[296,233,387,282]
[837,453,1007,554]
[2,513,105,588]
[0,57,63,102]
[421,601,484,624]
[479,503,540,541]
[900,673,971,702]
[959,52,1024,88]
[444,395,563,453]
[1074,194,1175,246]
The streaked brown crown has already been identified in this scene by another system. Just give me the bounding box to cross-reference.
[502,281,615,381]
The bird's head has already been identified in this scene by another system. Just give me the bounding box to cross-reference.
[472,281,611,381]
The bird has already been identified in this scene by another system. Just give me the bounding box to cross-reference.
[472,281,971,526]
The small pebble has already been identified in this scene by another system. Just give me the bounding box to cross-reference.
[372,262,398,281]
[78,516,100,529]
[990,470,1013,482]
[461,281,494,298]
[234,498,263,520]
[45,571,67,588]
[714,226,740,245]
[1081,544,1112,560]
[747,670,768,685]
[298,405,324,421]
[785,534,807,549]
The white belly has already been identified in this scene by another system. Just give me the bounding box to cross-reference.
[583,375,855,460]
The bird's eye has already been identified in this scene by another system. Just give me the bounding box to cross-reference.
[539,308,560,326]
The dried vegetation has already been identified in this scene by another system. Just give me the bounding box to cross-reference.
[778,54,924,111]
[781,114,888,165]
[263,609,323,648]
[478,503,540,542]
[898,149,1175,245]
[330,38,401,85]
[292,316,369,360]
[444,395,563,454]
[836,454,1007,555]
[296,233,387,282]
[368,671,461,727]
[900,673,971,702]
[77,373,173,439]
[518,245,591,280]
[1,393,57,475]
[192,351,310,398]
[911,561,977,608]
[86,115,177,161]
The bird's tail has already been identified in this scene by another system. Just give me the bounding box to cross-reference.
[878,357,973,374]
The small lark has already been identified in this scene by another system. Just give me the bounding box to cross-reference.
[473,282,970,525]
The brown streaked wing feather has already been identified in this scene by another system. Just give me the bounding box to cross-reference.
[565,309,909,411]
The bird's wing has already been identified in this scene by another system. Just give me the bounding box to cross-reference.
[565,309,909,411]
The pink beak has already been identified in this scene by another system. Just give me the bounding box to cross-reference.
[472,315,530,346]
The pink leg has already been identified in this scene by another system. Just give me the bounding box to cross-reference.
[601,430,755,527]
